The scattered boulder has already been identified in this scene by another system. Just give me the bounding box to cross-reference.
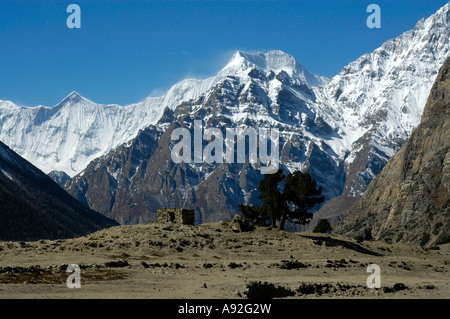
[230,215,254,232]
[297,283,333,295]
[245,281,295,299]
[104,259,129,268]
[279,260,309,270]
[383,283,409,293]
[228,262,243,269]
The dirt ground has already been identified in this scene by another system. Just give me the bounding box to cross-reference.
[0,221,449,299]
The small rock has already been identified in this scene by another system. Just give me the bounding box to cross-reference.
[104,259,129,268]
[228,262,243,269]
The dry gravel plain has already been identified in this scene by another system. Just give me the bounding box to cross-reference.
[0,220,449,299]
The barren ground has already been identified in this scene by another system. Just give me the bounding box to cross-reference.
[0,221,449,299]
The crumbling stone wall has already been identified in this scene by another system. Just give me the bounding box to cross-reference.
[157,208,195,225]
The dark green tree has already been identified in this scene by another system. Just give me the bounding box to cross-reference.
[280,171,325,230]
[257,168,285,228]
[239,169,324,230]
[238,204,270,226]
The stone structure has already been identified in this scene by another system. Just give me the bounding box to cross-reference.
[157,208,195,225]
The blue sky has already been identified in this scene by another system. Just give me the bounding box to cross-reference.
[0,0,448,106]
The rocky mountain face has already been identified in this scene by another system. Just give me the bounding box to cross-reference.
[63,3,450,226]
[47,170,71,187]
[0,141,118,241]
[64,51,344,224]
[333,56,450,247]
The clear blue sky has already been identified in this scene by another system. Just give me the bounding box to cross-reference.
[0,0,448,106]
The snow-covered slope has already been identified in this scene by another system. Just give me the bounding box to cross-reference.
[318,1,450,154]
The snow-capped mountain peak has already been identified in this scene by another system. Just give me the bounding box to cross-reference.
[57,91,92,107]
[221,50,328,87]
[321,0,450,146]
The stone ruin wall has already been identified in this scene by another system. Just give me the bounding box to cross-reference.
[157,208,195,225]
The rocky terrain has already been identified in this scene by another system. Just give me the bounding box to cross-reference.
[0,221,448,299]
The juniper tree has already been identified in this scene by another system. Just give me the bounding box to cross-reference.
[279,170,325,230]
[239,169,324,230]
